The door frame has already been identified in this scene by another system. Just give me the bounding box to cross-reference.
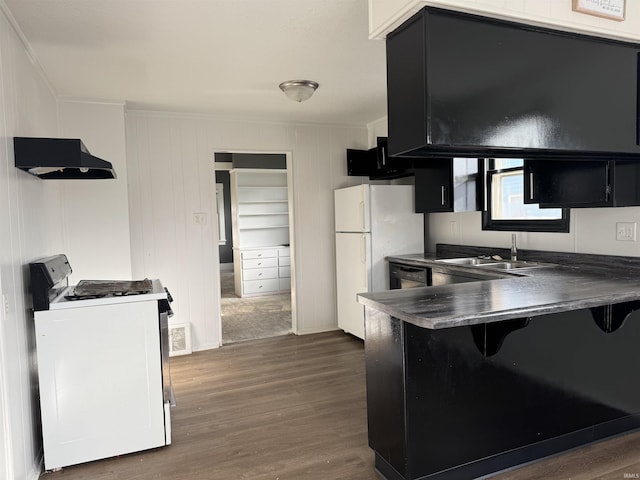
[211,150,297,345]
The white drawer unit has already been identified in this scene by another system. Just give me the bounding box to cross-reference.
[243,278,280,295]
[278,266,291,278]
[242,249,277,260]
[243,257,278,269]
[243,267,278,281]
[279,277,291,291]
[278,256,291,267]
[231,169,291,297]
[234,246,292,297]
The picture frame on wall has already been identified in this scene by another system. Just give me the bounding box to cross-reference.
[572,0,625,21]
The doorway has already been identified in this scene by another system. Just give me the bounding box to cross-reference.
[214,152,294,345]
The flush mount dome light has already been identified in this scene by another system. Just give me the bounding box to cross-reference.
[279,80,319,102]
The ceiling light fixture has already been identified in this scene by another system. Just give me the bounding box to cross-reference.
[279,80,319,103]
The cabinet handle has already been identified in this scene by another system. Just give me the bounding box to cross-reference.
[361,235,367,286]
[529,173,534,200]
[441,186,446,206]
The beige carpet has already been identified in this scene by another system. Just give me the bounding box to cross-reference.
[220,271,292,344]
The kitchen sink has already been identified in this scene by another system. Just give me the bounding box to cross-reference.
[435,257,548,271]
[435,257,499,266]
[476,261,542,270]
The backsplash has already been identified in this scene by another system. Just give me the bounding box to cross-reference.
[426,208,640,257]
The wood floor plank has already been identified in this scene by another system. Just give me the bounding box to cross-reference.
[39,331,640,480]
[40,332,378,480]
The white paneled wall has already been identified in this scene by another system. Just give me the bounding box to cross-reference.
[57,100,132,283]
[425,206,640,257]
[126,111,369,350]
[0,6,62,480]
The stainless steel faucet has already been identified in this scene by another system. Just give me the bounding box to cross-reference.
[511,233,517,261]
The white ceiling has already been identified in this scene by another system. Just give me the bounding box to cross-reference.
[4,0,388,125]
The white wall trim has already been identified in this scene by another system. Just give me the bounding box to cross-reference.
[57,97,126,107]
[0,316,14,480]
[0,0,57,99]
[369,0,640,42]
[297,326,341,336]
[366,115,388,132]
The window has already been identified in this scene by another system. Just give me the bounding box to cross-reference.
[482,159,569,232]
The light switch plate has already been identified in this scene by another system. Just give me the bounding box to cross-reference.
[193,212,207,225]
[616,222,636,241]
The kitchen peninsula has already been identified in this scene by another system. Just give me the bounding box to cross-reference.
[358,245,640,480]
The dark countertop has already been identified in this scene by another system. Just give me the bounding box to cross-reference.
[357,247,640,329]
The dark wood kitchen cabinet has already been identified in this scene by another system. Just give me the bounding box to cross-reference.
[365,304,640,480]
[524,160,640,208]
[414,158,480,213]
[386,7,640,160]
[347,137,413,180]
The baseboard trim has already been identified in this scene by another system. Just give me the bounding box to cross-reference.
[28,452,43,480]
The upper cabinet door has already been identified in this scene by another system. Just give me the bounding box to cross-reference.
[334,184,371,233]
[524,160,640,208]
[386,7,640,159]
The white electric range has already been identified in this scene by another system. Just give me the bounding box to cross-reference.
[29,255,173,471]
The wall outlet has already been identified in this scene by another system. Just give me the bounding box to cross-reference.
[616,222,636,241]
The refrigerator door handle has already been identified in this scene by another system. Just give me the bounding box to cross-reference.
[359,201,365,231]
[360,234,367,283]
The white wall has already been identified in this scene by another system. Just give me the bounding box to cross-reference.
[126,111,369,350]
[57,100,132,282]
[367,116,388,148]
[0,5,63,480]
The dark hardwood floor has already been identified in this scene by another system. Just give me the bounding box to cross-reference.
[40,332,376,480]
[40,331,640,480]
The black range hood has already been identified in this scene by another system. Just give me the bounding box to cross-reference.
[14,137,117,179]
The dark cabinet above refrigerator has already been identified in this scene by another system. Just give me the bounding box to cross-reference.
[386,7,640,160]
[347,137,413,180]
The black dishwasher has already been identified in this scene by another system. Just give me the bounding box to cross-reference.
[389,262,430,289]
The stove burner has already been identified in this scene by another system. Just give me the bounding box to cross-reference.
[66,279,153,300]
[64,294,106,300]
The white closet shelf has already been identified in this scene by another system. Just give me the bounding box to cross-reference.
[239,213,288,216]
[239,225,289,230]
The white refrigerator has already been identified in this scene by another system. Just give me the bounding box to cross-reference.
[335,184,424,339]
